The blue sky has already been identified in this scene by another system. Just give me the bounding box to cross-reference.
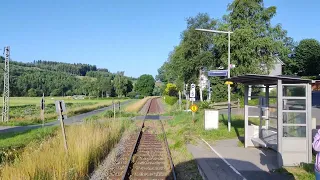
[0,0,319,78]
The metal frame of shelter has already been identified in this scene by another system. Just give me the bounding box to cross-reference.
[225,74,313,167]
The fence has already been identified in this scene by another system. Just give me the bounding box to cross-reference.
[208,99,240,110]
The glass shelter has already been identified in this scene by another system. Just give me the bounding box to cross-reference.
[226,74,313,167]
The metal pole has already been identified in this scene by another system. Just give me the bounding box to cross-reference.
[178,91,182,111]
[2,46,10,122]
[227,32,231,132]
[58,101,68,152]
[41,93,45,127]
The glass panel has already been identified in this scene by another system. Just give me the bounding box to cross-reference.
[283,126,306,137]
[283,112,306,124]
[269,107,277,117]
[283,85,306,97]
[283,99,306,110]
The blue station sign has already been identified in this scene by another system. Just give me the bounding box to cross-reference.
[208,70,228,77]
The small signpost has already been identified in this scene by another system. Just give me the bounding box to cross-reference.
[225,81,233,85]
[55,100,68,152]
[190,83,196,102]
[40,93,45,127]
[190,104,198,123]
[190,104,198,113]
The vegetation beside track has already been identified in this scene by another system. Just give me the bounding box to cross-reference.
[0,126,58,164]
[124,96,153,113]
[0,98,127,126]
[163,102,314,179]
[0,120,133,179]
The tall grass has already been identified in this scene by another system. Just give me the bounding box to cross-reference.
[0,120,131,179]
[125,96,152,112]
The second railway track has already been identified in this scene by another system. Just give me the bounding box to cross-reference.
[108,98,176,180]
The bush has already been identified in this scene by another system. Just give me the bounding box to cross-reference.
[127,91,137,99]
[164,95,178,105]
[199,101,210,109]
[102,110,136,118]
[164,83,178,97]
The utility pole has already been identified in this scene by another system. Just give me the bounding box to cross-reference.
[2,46,10,122]
[195,28,233,132]
[207,80,211,102]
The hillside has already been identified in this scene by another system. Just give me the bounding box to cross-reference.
[0,57,135,97]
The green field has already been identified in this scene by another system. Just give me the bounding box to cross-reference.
[0,97,124,107]
[0,97,128,126]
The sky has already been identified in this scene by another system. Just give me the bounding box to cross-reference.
[0,0,320,78]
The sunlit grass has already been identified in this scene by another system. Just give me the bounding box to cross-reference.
[0,97,116,107]
[0,120,132,179]
[0,99,127,126]
[0,127,58,164]
[125,96,152,113]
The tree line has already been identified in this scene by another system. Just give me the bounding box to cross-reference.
[0,59,137,97]
[0,57,157,98]
[157,0,320,102]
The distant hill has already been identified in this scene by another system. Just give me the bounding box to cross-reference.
[0,57,135,97]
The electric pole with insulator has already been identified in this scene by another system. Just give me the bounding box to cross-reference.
[2,46,10,122]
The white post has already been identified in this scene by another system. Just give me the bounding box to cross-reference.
[199,70,203,102]
[265,86,269,129]
[178,91,182,111]
[244,85,249,148]
[227,32,231,132]
[248,85,252,100]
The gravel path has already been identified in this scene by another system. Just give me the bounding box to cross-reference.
[89,97,168,179]
[89,129,135,180]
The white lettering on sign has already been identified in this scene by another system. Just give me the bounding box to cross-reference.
[190,83,196,99]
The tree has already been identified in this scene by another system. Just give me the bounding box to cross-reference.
[293,39,320,76]
[114,71,128,97]
[125,80,134,96]
[135,74,155,96]
[27,88,37,97]
[157,0,295,99]
[164,83,178,97]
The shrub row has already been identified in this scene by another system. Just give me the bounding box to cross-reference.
[164,95,178,105]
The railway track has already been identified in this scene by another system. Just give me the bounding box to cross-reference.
[108,98,176,180]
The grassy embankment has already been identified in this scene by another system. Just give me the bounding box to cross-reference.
[84,96,154,122]
[124,96,153,113]
[162,99,314,179]
[0,97,127,126]
[0,119,134,179]
[0,126,58,164]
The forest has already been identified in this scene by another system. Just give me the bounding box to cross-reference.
[0,57,137,97]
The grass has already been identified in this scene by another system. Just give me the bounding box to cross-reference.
[0,120,133,179]
[161,109,248,179]
[277,164,315,180]
[84,99,139,121]
[164,105,315,179]
[0,98,127,126]
[0,127,58,149]
[0,127,58,164]
[125,96,152,113]
[0,97,117,107]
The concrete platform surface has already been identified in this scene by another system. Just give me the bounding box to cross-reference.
[187,138,294,180]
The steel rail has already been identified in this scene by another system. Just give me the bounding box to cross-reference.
[121,98,153,180]
[156,98,177,180]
